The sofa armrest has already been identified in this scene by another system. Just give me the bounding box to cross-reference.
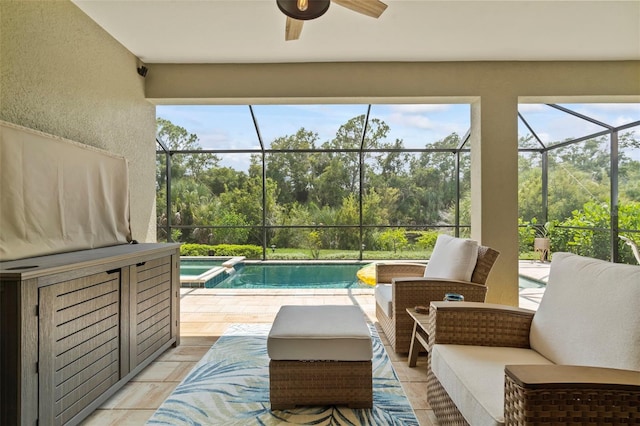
[505,365,640,423]
[427,301,535,349]
[376,262,427,284]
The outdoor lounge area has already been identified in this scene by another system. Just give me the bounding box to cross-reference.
[2,1,639,425]
[77,261,548,425]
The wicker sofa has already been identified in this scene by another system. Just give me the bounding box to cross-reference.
[375,235,499,353]
[426,252,640,425]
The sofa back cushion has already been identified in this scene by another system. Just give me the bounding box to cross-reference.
[530,252,640,371]
[424,234,479,282]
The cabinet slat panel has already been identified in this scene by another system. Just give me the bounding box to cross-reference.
[56,290,119,325]
[137,255,170,273]
[55,326,118,371]
[55,362,119,425]
[55,313,119,358]
[136,263,171,291]
[137,279,170,304]
[54,346,119,401]
[137,297,171,324]
[55,335,118,384]
[137,330,171,364]
[55,307,119,353]
[137,314,171,348]
[137,309,171,339]
[55,302,119,341]
[136,288,170,314]
[53,275,118,310]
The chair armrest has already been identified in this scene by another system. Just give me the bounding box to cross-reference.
[505,365,640,424]
[375,262,427,284]
[427,301,535,349]
[391,278,487,315]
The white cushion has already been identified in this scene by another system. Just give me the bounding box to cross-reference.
[375,284,393,318]
[267,305,373,361]
[431,344,554,426]
[424,234,479,282]
[530,252,640,371]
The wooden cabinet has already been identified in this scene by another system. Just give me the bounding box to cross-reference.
[0,243,181,426]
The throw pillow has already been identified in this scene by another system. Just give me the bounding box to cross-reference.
[424,234,479,281]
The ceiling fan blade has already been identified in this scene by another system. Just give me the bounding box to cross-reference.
[333,0,388,18]
[285,16,304,41]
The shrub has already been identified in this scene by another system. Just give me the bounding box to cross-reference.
[415,230,440,250]
[212,244,262,258]
[179,243,262,258]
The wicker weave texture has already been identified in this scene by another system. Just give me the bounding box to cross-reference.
[427,304,534,348]
[269,360,372,409]
[505,374,640,424]
[376,263,427,284]
[470,246,500,285]
[378,281,488,353]
[427,358,469,425]
[375,244,498,354]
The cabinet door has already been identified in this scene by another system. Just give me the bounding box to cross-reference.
[132,255,173,368]
[38,270,121,426]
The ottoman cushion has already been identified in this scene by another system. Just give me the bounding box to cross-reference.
[267,305,373,361]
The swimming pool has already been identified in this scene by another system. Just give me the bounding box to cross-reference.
[180,256,245,288]
[210,263,369,289]
[518,275,546,288]
[180,258,547,290]
[180,259,227,276]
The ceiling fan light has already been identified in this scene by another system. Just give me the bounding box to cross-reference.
[277,0,330,20]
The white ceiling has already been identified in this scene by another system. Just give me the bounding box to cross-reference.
[73,0,640,64]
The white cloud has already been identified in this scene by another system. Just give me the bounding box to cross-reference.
[389,112,434,130]
[518,104,547,113]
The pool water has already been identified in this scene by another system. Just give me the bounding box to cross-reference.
[212,263,369,289]
[518,275,546,288]
[180,259,226,276]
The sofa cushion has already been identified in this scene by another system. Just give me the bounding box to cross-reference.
[424,234,479,282]
[431,344,554,426]
[375,283,393,317]
[530,252,640,371]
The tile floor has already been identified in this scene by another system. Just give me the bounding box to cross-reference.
[82,262,549,426]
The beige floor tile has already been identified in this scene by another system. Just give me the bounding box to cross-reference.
[99,382,176,409]
[132,361,197,382]
[402,381,430,409]
[414,409,439,426]
[155,345,212,362]
[391,360,429,382]
[179,335,219,346]
[81,409,156,425]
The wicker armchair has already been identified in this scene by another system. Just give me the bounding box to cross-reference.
[426,253,640,425]
[375,244,499,353]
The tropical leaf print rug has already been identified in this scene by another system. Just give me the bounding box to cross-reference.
[146,323,419,425]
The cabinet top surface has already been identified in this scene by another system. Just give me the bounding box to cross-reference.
[0,243,181,279]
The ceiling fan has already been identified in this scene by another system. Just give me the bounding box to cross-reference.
[276,0,388,41]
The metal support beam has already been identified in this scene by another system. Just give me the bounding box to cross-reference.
[611,130,619,262]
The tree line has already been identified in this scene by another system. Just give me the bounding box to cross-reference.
[156,116,640,262]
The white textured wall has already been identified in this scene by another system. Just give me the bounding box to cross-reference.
[0,1,156,242]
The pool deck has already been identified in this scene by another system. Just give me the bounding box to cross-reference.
[518,259,549,311]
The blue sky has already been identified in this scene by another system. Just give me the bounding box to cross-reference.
[157,103,639,170]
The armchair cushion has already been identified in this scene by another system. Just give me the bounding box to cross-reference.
[424,234,479,282]
[431,345,553,426]
[530,252,640,371]
[374,283,392,317]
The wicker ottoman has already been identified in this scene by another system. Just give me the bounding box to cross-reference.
[267,305,373,410]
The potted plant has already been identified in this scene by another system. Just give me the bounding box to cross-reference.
[532,220,554,262]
